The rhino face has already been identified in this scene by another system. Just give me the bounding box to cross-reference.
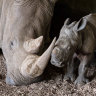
[51,18,87,67]
[3,36,56,85]
[51,34,74,67]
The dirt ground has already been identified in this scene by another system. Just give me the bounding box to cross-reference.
[0,53,96,96]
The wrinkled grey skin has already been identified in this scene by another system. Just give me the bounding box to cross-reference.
[0,0,57,85]
[51,13,96,85]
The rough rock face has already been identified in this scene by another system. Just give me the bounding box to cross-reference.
[0,0,57,85]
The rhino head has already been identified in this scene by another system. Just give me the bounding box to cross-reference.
[51,18,87,67]
[1,0,57,85]
[4,37,56,85]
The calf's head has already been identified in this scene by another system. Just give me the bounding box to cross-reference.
[51,18,87,67]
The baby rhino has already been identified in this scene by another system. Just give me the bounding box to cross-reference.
[51,13,96,85]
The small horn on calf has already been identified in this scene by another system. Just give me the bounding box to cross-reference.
[23,36,43,53]
[20,37,56,78]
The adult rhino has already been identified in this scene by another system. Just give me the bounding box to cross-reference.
[0,0,57,85]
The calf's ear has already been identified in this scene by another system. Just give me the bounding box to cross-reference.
[64,18,71,26]
[23,36,43,53]
[73,18,87,32]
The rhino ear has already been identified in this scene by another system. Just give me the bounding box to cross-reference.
[73,18,87,32]
[23,36,43,53]
[64,18,71,26]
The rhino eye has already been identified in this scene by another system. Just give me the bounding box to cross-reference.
[10,41,14,50]
[10,39,17,50]
[10,41,14,46]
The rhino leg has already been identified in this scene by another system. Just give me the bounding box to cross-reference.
[74,54,93,85]
[64,54,78,82]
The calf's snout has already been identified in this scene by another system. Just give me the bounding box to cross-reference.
[51,47,64,67]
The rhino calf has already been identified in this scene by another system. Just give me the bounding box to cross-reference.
[51,13,96,85]
[0,0,57,85]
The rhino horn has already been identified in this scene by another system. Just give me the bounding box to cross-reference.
[20,37,56,78]
[23,36,43,53]
[36,37,56,70]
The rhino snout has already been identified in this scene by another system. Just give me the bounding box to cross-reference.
[51,47,64,67]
